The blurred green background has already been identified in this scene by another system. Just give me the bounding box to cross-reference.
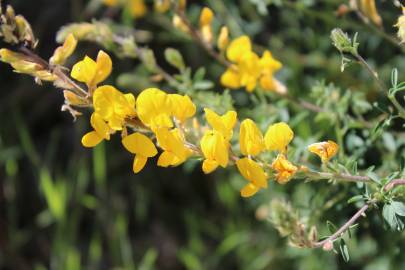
[1,0,405,269]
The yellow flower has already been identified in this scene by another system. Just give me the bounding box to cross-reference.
[169,94,196,123]
[271,154,298,184]
[395,7,405,43]
[236,158,268,197]
[308,140,339,163]
[155,0,170,13]
[103,0,118,6]
[239,119,265,156]
[128,0,147,18]
[156,127,192,167]
[93,85,136,130]
[122,132,158,173]
[82,113,111,147]
[359,0,382,26]
[220,36,261,92]
[204,108,237,140]
[259,50,282,91]
[50,33,77,65]
[217,26,229,51]
[136,88,173,130]
[200,130,229,174]
[264,122,294,153]
[71,50,112,89]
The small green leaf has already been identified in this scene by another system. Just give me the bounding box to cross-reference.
[391,68,398,88]
[339,239,350,262]
[347,195,364,204]
[164,48,185,71]
[327,220,338,234]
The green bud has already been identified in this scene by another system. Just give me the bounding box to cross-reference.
[164,47,185,71]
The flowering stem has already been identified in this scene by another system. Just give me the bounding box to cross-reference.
[19,46,88,97]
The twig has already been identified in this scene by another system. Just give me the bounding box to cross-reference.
[313,201,374,248]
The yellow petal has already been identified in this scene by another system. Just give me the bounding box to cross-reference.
[50,33,77,65]
[240,183,260,198]
[133,155,148,173]
[92,50,112,86]
[239,119,264,156]
[81,131,103,147]
[90,113,110,140]
[271,154,298,184]
[122,132,158,157]
[360,0,382,26]
[204,108,237,140]
[202,159,219,174]
[259,50,282,72]
[307,140,339,163]
[71,56,96,85]
[199,7,214,26]
[217,26,229,51]
[226,35,252,63]
[264,122,294,153]
[221,110,237,133]
[157,151,178,167]
[220,67,241,89]
[259,74,276,91]
[236,158,267,188]
[169,94,196,123]
[136,88,173,129]
[200,130,228,168]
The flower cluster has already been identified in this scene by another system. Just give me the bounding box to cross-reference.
[220,36,282,93]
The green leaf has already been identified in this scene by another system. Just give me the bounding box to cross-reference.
[347,195,364,204]
[164,48,185,71]
[339,239,350,262]
[391,68,398,88]
[327,220,338,234]
[383,203,397,229]
[392,201,405,217]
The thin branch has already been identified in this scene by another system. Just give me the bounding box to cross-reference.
[313,201,373,248]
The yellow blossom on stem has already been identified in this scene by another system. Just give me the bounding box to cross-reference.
[199,7,214,43]
[136,88,173,130]
[308,140,339,163]
[271,154,298,184]
[71,50,112,89]
[156,127,192,167]
[50,33,77,65]
[204,108,237,140]
[220,36,261,92]
[200,130,229,174]
[122,132,158,173]
[128,0,147,18]
[264,122,294,153]
[93,85,136,130]
[239,119,265,156]
[236,157,268,197]
[169,94,196,123]
[217,26,229,51]
[0,48,56,81]
[82,113,111,147]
